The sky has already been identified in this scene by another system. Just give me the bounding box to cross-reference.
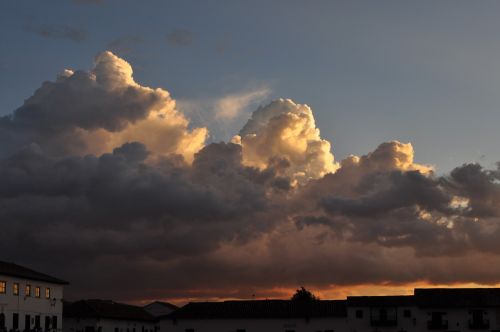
[2,0,500,304]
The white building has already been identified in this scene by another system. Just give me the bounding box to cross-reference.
[0,260,67,332]
[63,300,158,332]
[162,288,500,332]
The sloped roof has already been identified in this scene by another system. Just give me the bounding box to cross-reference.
[415,288,500,308]
[64,300,157,322]
[347,295,415,307]
[167,300,347,320]
[0,261,68,285]
[144,301,178,311]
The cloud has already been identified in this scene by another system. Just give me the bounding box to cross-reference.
[0,51,207,162]
[27,24,87,42]
[4,51,500,303]
[167,29,193,47]
[234,98,338,183]
[215,88,270,121]
[177,86,270,142]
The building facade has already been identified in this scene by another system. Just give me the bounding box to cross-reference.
[161,300,347,332]
[0,261,67,332]
[162,288,500,332]
[63,300,158,332]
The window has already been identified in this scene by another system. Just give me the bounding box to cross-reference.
[428,312,447,329]
[13,313,19,330]
[356,309,364,318]
[52,316,58,329]
[0,281,5,293]
[45,287,51,299]
[35,287,41,298]
[25,284,31,297]
[404,309,411,317]
[236,330,246,332]
[14,283,19,296]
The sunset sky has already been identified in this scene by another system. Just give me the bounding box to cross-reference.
[2,0,500,305]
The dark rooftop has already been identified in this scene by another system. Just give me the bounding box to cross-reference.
[347,295,414,307]
[166,288,500,321]
[144,301,179,311]
[167,300,347,320]
[415,288,500,308]
[64,300,157,322]
[0,260,68,285]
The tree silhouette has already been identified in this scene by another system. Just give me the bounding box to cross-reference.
[291,287,319,301]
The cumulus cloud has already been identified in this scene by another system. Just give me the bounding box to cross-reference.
[0,51,207,162]
[4,51,500,303]
[235,98,338,183]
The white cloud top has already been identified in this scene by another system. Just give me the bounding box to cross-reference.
[236,98,338,182]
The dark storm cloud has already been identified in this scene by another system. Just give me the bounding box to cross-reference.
[4,51,500,302]
[287,141,500,257]
[0,140,288,295]
[167,29,193,47]
[27,24,87,42]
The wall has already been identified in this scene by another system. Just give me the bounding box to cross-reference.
[0,274,64,332]
[160,307,500,332]
[346,305,500,332]
[161,317,348,332]
[64,318,157,332]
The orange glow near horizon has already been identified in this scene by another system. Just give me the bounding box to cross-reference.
[133,282,500,307]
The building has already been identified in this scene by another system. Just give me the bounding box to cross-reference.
[63,300,157,332]
[162,300,348,332]
[143,302,178,319]
[161,288,500,332]
[0,261,68,332]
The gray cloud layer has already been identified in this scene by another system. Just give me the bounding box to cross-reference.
[2,52,500,302]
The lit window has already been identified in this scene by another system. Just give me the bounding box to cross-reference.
[0,281,6,294]
[45,288,51,299]
[35,287,41,298]
[25,284,31,297]
[13,283,19,296]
